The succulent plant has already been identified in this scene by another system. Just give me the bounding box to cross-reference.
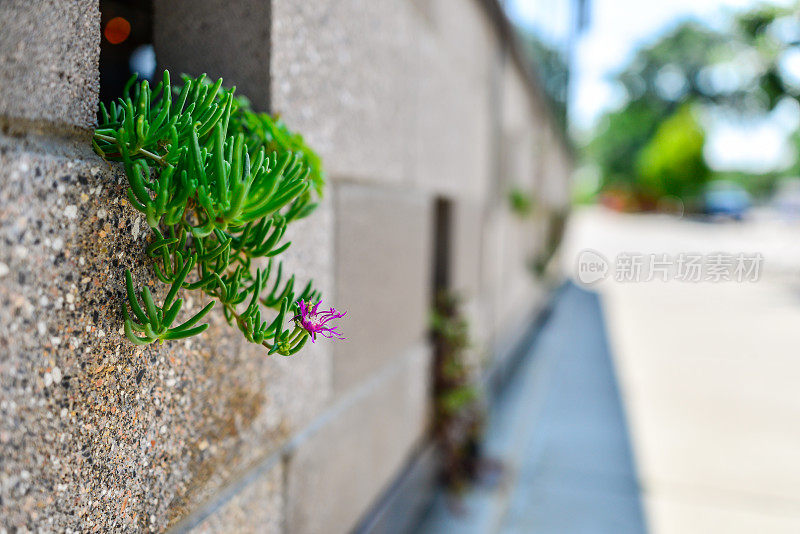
[94,71,340,356]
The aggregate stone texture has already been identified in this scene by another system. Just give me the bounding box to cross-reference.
[154,0,271,111]
[0,0,100,131]
[0,146,332,531]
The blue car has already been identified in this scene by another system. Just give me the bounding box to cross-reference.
[702,181,751,220]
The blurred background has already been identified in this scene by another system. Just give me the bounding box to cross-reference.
[3,0,800,532]
[425,0,800,532]
[511,0,800,214]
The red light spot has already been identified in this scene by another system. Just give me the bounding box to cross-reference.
[105,17,131,45]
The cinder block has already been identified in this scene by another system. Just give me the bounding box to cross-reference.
[502,62,536,137]
[425,0,497,76]
[271,0,416,183]
[188,461,283,534]
[499,127,536,195]
[266,195,334,429]
[407,0,498,200]
[333,184,432,394]
[500,49,574,213]
[499,65,538,196]
[479,210,501,344]
[479,208,543,351]
[498,216,538,319]
[0,0,100,131]
[0,147,331,531]
[286,345,430,534]
[478,210,522,344]
[537,128,573,210]
[449,199,490,364]
[154,0,270,111]
[451,199,484,297]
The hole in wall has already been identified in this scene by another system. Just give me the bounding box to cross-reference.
[430,195,454,403]
[99,0,155,107]
[431,197,453,297]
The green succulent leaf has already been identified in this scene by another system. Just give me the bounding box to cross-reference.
[101,71,327,355]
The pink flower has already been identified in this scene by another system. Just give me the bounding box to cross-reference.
[294,300,346,342]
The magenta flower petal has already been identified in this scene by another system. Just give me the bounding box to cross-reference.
[295,300,346,342]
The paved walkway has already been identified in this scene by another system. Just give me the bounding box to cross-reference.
[420,208,800,533]
[562,207,800,533]
[417,284,647,533]
[602,281,800,533]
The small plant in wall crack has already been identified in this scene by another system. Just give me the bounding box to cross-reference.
[508,187,535,218]
[93,70,343,355]
[430,291,487,492]
[530,209,567,280]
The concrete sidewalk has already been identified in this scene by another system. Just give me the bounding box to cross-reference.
[560,206,800,533]
[602,281,800,533]
[417,284,647,533]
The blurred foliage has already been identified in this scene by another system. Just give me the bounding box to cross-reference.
[585,3,800,209]
[518,30,569,128]
[94,72,325,355]
[508,187,535,217]
[530,209,568,279]
[635,104,709,200]
[430,291,485,493]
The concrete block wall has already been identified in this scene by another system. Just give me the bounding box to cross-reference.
[0,0,99,132]
[0,1,571,532]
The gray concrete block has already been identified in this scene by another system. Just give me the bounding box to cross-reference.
[451,199,484,298]
[424,0,498,77]
[409,0,497,200]
[0,0,100,132]
[154,0,271,111]
[286,345,430,534]
[502,61,537,137]
[189,461,283,534]
[333,184,432,394]
[537,128,573,210]
[449,199,492,367]
[0,147,331,531]
[266,195,334,431]
[500,65,538,196]
[500,127,536,195]
[479,209,543,348]
[271,0,416,183]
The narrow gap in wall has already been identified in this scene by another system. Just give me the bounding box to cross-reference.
[430,196,453,433]
[99,0,155,109]
[432,198,452,297]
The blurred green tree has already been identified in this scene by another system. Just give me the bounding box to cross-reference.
[587,2,800,209]
[635,104,709,201]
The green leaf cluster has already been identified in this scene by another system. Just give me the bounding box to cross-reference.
[508,187,535,218]
[587,3,800,206]
[93,71,325,356]
[430,291,485,491]
[635,104,708,200]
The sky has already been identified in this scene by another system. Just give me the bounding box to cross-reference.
[505,0,798,172]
